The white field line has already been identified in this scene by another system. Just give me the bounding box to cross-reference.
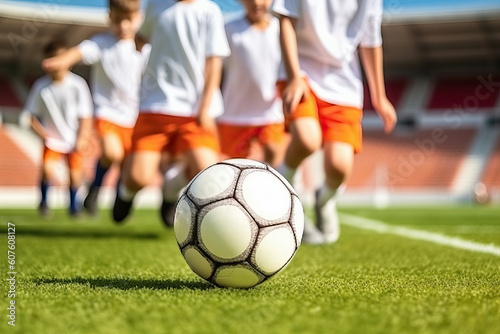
[340,213,500,257]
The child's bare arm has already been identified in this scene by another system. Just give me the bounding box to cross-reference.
[135,34,149,52]
[30,116,49,141]
[196,56,223,135]
[75,118,93,153]
[41,46,83,72]
[359,46,397,133]
[279,16,308,115]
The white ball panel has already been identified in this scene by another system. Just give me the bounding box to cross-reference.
[255,227,296,275]
[215,267,261,288]
[241,171,291,221]
[291,195,305,245]
[174,197,193,245]
[200,205,252,260]
[189,164,236,200]
[223,158,267,169]
[184,248,212,279]
[267,165,297,196]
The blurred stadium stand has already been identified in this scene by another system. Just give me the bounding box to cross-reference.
[0,0,499,207]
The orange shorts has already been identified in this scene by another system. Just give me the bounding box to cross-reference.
[95,119,134,153]
[131,113,219,155]
[43,146,82,171]
[217,123,286,158]
[277,81,363,153]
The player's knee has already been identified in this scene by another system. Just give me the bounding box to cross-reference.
[297,137,321,156]
[126,170,151,191]
[102,149,123,165]
[325,163,350,187]
[130,176,149,191]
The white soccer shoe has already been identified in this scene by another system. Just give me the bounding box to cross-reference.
[301,216,326,245]
[315,190,340,244]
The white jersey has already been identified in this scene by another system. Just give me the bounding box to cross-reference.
[272,0,383,109]
[25,73,93,153]
[218,16,283,126]
[79,32,150,128]
[138,0,230,117]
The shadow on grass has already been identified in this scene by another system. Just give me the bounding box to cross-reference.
[0,229,160,239]
[36,276,214,291]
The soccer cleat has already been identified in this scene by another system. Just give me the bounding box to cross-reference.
[38,202,52,219]
[112,193,133,223]
[315,189,340,244]
[83,186,99,216]
[160,200,176,228]
[69,208,83,220]
[301,216,326,245]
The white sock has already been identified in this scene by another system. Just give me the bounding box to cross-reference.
[163,162,187,202]
[277,163,296,185]
[317,183,345,207]
[118,183,137,202]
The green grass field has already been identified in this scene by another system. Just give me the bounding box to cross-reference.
[1,206,499,334]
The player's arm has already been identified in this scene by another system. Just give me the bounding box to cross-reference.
[278,15,308,115]
[41,47,83,72]
[359,46,397,133]
[75,77,94,153]
[75,117,92,153]
[135,34,149,52]
[30,116,49,141]
[196,56,222,135]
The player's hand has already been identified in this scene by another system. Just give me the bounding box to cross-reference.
[197,112,217,135]
[282,78,308,115]
[373,96,397,133]
[75,138,89,153]
[41,56,67,73]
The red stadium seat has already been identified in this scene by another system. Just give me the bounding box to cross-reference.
[481,135,500,187]
[349,128,476,189]
[0,76,23,108]
[0,127,38,186]
[427,76,500,112]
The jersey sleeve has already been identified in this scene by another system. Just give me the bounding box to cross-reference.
[24,81,43,117]
[140,43,152,73]
[360,0,383,48]
[75,79,93,119]
[78,38,102,65]
[271,0,300,19]
[205,7,230,58]
[137,0,155,40]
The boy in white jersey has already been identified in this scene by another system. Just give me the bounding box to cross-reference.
[218,0,286,167]
[272,0,397,243]
[26,40,93,218]
[42,0,149,216]
[112,0,230,224]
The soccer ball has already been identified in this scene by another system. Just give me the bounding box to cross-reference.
[173,159,304,288]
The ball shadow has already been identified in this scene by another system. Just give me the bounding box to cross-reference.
[36,276,214,291]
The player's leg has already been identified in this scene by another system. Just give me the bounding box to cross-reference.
[276,84,322,185]
[315,104,362,243]
[38,147,56,218]
[67,151,84,217]
[113,114,167,223]
[113,151,162,222]
[85,131,124,215]
[280,119,324,244]
[158,119,220,227]
[275,82,324,244]
[160,155,186,227]
[259,124,287,168]
[183,147,219,179]
[316,141,353,243]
